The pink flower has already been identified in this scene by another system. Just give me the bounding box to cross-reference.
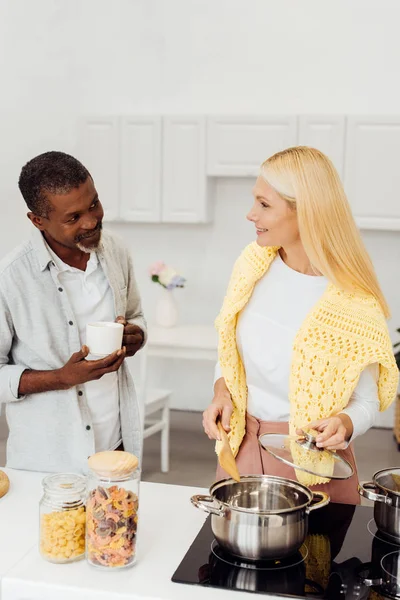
[148,261,166,276]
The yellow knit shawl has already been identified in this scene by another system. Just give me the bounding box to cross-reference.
[215,243,399,485]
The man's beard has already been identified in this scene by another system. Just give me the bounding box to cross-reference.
[76,240,100,253]
[75,222,102,253]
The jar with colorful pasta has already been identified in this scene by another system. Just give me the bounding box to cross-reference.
[86,451,140,569]
[39,473,86,563]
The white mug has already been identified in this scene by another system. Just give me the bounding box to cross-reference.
[86,322,124,357]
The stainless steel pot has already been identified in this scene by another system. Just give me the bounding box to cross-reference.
[359,467,400,541]
[191,475,329,561]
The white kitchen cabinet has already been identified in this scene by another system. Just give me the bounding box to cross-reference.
[207,116,298,177]
[162,116,210,223]
[345,117,400,230]
[77,117,120,222]
[298,115,346,177]
[76,114,400,230]
[120,116,162,222]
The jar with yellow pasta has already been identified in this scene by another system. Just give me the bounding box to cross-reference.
[39,473,86,563]
[86,451,140,569]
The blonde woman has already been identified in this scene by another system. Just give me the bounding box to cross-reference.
[203,146,399,504]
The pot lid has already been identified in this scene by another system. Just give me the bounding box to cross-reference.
[258,431,354,480]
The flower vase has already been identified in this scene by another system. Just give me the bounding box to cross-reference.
[155,287,178,328]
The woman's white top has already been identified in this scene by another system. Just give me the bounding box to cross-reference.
[214,253,379,441]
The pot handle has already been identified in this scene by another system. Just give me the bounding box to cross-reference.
[190,494,226,517]
[307,491,330,512]
[358,481,392,505]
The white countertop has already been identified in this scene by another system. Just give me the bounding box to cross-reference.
[0,469,44,579]
[0,469,283,600]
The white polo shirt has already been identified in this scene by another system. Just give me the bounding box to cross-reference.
[47,245,121,452]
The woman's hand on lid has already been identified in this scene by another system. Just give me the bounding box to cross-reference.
[297,414,353,451]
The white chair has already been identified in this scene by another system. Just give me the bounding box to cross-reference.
[138,346,171,473]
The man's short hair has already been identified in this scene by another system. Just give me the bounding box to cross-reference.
[18,151,90,217]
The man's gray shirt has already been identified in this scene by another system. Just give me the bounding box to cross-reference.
[0,227,146,473]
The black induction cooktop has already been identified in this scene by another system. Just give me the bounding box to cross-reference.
[172,503,400,599]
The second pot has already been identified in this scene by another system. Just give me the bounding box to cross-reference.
[359,467,400,541]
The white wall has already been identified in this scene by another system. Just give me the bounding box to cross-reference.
[0,0,399,423]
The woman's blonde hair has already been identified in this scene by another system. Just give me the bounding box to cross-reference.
[261,146,390,318]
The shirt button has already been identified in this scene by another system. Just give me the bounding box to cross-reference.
[58,287,63,292]
[86,425,91,431]
[78,391,83,396]
[68,321,74,326]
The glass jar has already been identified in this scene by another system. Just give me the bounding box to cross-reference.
[86,451,140,569]
[39,473,86,563]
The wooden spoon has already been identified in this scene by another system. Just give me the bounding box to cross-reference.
[217,421,240,482]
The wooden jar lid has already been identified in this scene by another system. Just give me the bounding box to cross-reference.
[88,451,139,478]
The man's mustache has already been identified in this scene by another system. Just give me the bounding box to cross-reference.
[75,221,102,243]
